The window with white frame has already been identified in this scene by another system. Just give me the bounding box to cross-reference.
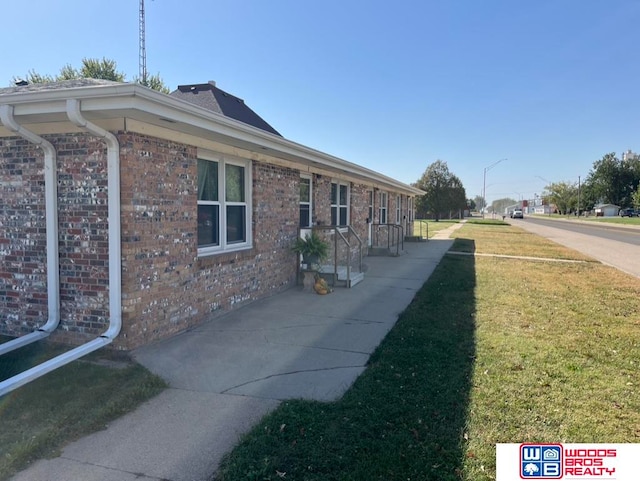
[197,155,251,255]
[368,190,374,223]
[300,175,312,228]
[396,195,402,224]
[379,191,388,224]
[408,197,414,222]
[331,181,349,226]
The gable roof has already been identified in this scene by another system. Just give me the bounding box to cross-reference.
[170,81,281,137]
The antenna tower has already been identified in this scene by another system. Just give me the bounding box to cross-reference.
[139,0,147,84]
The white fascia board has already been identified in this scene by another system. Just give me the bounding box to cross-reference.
[0,84,139,104]
[1,83,425,196]
[11,100,66,116]
[138,95,425,195]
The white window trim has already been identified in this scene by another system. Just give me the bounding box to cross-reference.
[197,152,253,257]
[331,180,350,227]
[396,195,402,224]
[379,191,388,224]
[300,174,313,228]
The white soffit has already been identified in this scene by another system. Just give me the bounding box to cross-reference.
[0,84,424,195]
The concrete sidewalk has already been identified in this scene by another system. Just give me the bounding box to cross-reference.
[12,226,462,481]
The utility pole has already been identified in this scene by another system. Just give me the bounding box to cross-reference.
[482,158,506,219]
[577,175,581,216]
[139,0,147,85]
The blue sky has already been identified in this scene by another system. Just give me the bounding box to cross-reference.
[2,0,639,204]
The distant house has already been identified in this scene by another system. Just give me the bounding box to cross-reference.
[533,205,553,215]
[594,203,620,217]
[0,79,422,350]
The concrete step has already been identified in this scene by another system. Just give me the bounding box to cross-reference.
[318,265,365,288]
[344,271,365,288]
[368,247,391,256]
[368,247,406,257]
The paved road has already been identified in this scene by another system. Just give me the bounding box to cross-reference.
[521,216,640,246]
[512,217,640,279]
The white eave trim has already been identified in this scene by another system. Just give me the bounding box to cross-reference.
[0,83,424,196]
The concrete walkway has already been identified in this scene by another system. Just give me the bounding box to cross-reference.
[11,226,461,481]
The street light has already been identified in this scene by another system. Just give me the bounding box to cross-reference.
[483,158,507,218]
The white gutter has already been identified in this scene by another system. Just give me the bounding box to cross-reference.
[0,99,122,397]
[0,105,60,355]
[0,82,424,196]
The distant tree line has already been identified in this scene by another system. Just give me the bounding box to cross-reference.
[543,152,640,214]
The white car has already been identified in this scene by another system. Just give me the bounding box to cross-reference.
[512,210,523,219]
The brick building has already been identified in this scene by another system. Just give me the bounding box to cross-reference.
[0,79,422,351]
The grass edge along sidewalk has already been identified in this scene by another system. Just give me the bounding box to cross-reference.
[213,222,640,481]
[0,345,166,481]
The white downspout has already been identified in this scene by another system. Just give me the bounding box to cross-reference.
[0,99,122,397]
[65,98,122,339]
[0,105,61,355]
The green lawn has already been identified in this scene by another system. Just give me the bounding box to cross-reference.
[579,216,640,225]
[413,219,461,238]
[0,340,166,480]
[213,222,640,481]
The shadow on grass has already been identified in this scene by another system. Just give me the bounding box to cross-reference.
[0,335,68,382]
[215,239,477,481]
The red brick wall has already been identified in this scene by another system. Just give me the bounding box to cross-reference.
[350,182,370,243]
[0,138,48,336]
[118,133,198,348]
[1,132,301,349]
[117,133,300,349]
[56,135,111,343]
[1,130,411,350]
[313,175,332,227]
[0,134,112,345]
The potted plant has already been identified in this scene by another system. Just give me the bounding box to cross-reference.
[292,231,329,271]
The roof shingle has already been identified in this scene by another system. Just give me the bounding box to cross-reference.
[170,81,281,136]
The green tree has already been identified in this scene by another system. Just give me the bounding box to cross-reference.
[78,58,125,82]
[12,58,169,93]
[545,181,578,215]
[18,69,54,84]
[414,160,467,220]
[473,195,484,212]
[583,152,640,208]
[632,184,640,210]
[491,197,517,215]
[137,73,171,94]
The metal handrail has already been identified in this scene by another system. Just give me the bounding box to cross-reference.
[371,223,404,255]
[411,220,428,240]
[345,225,363,277]
[300,225,363,286]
